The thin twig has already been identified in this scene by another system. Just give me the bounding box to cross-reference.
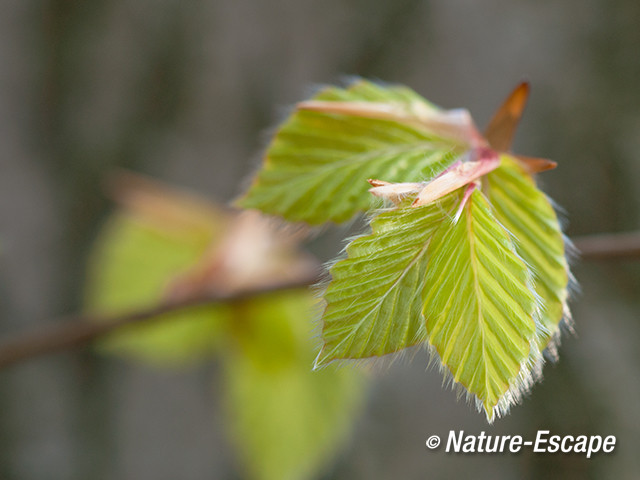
[573,231,640,261]
[0,231,638,371]
[0,273,319,370]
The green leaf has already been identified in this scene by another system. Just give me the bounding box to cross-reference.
[317,189,541,419]
[486,155,570,354]
[223,292,365,480]
[422,189,540,420]
[237,79,470,224]
[315,196,459,365]
[85,213,230,366]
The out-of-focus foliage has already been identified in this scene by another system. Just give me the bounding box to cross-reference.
[84,174,366,480]
[224,293,364,480]
[85,174,232,365]
[87,213,232,363]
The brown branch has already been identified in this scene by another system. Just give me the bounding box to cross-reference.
[573,231,640,261]
[0,273,320,370]
[0,230,638,371]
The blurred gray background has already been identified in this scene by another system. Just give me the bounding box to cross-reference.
[1,0,639,478]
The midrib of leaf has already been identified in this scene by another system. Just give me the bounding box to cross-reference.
[266,132,465,194]
[464,205,494,404]
[255,144,461,223]
[429,203,492,389]
[270,142,447,181]
[422,191,538,418]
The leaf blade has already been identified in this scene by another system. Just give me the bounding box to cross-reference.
[422,189,540,419]
[315,197,461,365]
[238,79,471,224]
[486,155,571,354]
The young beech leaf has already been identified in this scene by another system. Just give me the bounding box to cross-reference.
[486,155,571,356]
[421,189,541,420]
[315,197,455,365]
[317,189,542,420]
[237,79,485,224]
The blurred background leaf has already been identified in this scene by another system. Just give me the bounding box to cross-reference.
[85,212,232,366]
[82,173,366,480]
[84,173,232,365]
[224,292,365,480]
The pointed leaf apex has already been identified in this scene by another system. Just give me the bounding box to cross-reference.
[507,82,530,116]
[485,82,531,152]
[514,155,558,174]
[484,405,496,423]
[367,178,388,187]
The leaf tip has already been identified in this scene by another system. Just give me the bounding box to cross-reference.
[484,81,532,151]
[313,347,331,370]
[509,81,531,116]
[367,178,388,187]
[484,405,496,424]
[514,155,558,174]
